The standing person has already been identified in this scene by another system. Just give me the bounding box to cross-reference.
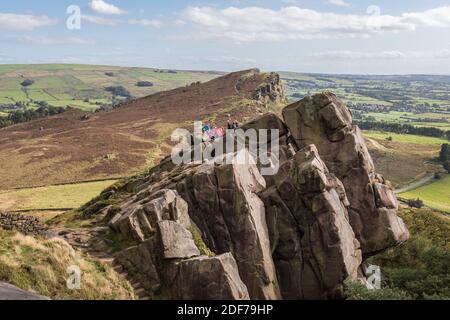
[227,114,233,130]
[209,124,216,142]
[203,123,210,133]
[233,119,239,130]
[202,122,211,142]
[216,126,224,138]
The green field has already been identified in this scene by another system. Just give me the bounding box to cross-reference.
[400,175,450,213]
[280,72,450,133]
[0,64,221,112]
[364,131,449,145]
[0,180,118,211]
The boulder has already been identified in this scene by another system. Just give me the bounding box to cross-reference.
[158,220,200,259]
[172,253,250,300]
[110,189,190,242]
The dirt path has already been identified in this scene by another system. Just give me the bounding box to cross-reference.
[56,227,150,300]
[395,173,437,194]
[366,138,389,152]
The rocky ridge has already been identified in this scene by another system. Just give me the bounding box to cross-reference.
[83,92,409,300]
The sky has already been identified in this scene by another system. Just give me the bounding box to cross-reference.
[1,0,450,74]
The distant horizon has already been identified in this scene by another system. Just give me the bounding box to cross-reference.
[2,62,450,77]
[2,1,450,74]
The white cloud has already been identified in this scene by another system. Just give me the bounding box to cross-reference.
[82,14,117,25]
[315,50,450,60]
[328,0,350,7]
[403,6,450,27]
[89,0,126,15]
[184,55,256,64]
[179,5,450,42]
[128,19,162,28]
[17,36,96,45]
[0,13,57,30]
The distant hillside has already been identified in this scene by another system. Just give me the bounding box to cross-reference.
[0,69,285,189]
[280,71,450,110]
[0,64,222,113]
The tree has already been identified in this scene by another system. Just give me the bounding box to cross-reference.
[443,161,450,174]
[406,198,424,208]
[105,86,131,98]
[136,81,154,87]
[21,79,34,87]
[440,144,450,163]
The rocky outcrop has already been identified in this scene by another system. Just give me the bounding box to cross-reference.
[260,145,361,299]
[282,92,409,255]
[252,72,286,107]
[0,282,50,300]
[110,188,250,300]
[172,253,250,300]
[91,92,408,300]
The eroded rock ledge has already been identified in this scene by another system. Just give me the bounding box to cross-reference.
[98,92,409,300]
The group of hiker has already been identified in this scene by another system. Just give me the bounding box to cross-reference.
[202,115,239,142]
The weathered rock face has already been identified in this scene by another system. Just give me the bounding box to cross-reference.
[282,92,409,255]
[111,152,281,300]
[111,188,249,300]
[260,145,361,299]
[173,253,250,300]
[252,72,286,107]
[97,92,408,300]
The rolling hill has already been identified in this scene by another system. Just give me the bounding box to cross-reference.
[0,64,222,112]
[0,69,285,190]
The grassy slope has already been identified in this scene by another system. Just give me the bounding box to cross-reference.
[364,131,448,145]
[400,175,450,213]
[0,229,135,300]
[0,180,118,211]
[363,133,441,188]
[367,207,450,300]
[0,64,220,111]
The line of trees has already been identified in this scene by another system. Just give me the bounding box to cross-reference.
[355,120,450,140]
[0,103,66,128]
[439,143,450,173]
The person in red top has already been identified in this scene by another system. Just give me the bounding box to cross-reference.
[215,126,224,138]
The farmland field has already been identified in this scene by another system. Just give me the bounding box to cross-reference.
[0,64,221,113]
[400,175,450,213]
[280,72,450,133]
[364,131,448,145]
[0,180,118,212]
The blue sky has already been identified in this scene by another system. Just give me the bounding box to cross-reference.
[1,0,450,74]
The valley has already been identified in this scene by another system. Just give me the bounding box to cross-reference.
[1,65,449,301]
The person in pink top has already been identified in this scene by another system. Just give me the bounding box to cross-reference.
[215,126,224,138]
